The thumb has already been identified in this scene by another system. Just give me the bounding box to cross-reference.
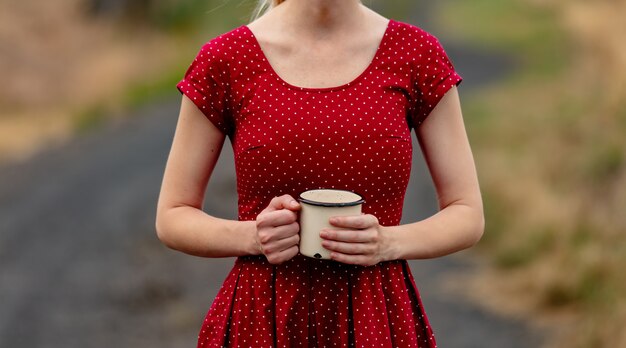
[266,194,301,212]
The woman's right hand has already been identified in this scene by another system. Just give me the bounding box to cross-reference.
[255,194,302,264]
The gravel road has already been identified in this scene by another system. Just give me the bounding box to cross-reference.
[0,2,545,347]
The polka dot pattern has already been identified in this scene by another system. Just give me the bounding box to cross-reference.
[177,18,462,348]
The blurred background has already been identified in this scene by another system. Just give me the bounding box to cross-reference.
[0,0,624,347]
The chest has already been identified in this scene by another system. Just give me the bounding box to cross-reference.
[230,78,412,158]
[265,44,379,89]
[229,83,415,224]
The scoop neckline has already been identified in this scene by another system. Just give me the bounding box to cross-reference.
[241,19,394,93]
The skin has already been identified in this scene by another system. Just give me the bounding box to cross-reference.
[155,0,484,266]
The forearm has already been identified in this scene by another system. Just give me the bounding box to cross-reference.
[385,203,484,260]
[155,205,259,258]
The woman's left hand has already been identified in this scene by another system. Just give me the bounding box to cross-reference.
[320,214,394,266]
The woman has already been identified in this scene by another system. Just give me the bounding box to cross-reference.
[155,0,484,346]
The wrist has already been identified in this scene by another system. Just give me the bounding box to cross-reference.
[380,225,400,261]
[244,220,262,256]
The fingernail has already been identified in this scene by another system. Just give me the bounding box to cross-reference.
[329,217,337,223]
[290,200,298,207]
[320,230,327,238]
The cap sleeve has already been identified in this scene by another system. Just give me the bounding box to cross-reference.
[409,31,462,129]
[176,41,233,136]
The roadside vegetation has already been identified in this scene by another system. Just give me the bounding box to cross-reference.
[0,0,250,163]
[439,0,626,346]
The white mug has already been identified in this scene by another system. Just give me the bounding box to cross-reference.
[298,189,365,260]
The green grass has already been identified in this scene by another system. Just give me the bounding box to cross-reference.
[440,0,571,78]
[71,61,189,135]
[122,64,189,109]
[583,142,624,182]
[494,225,557,269]
[73,104,109,134]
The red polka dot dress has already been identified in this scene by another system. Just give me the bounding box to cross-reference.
[177,18,462,348]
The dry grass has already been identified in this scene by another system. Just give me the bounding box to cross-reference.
[0,0,185,163]
[441,0,626,346]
